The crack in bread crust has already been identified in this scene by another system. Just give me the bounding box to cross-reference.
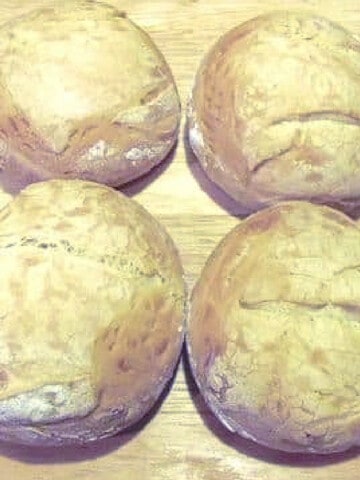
[250,147,293,175]
[270,111,360,126]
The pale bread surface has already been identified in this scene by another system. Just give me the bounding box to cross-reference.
[0,179,185,445]
[188,201,360,453]
[188,11,360,214]
[0,0,180,192]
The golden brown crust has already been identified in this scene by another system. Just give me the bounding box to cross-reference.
[0,0,180,193]
[187,202,360,453]
[188,11,360,213]
[0,179,185,445]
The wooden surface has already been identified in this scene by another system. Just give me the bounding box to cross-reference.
[0,1,360,479]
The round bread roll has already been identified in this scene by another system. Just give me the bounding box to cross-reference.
[0,0,180,193]
[0,179,185,446]
[187,201,360,454]
[188,11,360,214]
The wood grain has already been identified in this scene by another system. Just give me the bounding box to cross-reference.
[0,1,359,479]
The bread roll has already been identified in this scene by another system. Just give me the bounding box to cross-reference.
[187,201,360,453]
[188,11,360,214]
[0,179,185,446]
[0,0,180,193]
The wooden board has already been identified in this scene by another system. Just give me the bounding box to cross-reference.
[0,1,359,479]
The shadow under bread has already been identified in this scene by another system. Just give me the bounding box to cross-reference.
[183,120,249,219]
[121,139,178,198]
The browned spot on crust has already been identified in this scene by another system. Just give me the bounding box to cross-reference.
[331,395,348,410]
[140,331,150,343]
[263,341,277,352]
[310,348,328,366]
[24,256,42,267]
[244,208,282,235]
[294,146,329,167]
[155,338,169,357]
[93,286,183,409]
[117,357,131,373]
[65,207,90,216]
[102,327,118,352]
[0,369,8,388]
[190,298,227,377]
[56,221,74,231]
[306,172,323,183]
[127,338,138,349]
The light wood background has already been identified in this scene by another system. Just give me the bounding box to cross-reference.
[0,1,359,479]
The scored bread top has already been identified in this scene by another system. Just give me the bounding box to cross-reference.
[0,179,185,444]
[0,0,180,191]
[188,201,360,453]
[188,11,360,212]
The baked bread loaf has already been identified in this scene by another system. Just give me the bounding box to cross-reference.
[0,179,185,446]
[187,201,360,453]
[188,11,360,214]
[0,0,180,193]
